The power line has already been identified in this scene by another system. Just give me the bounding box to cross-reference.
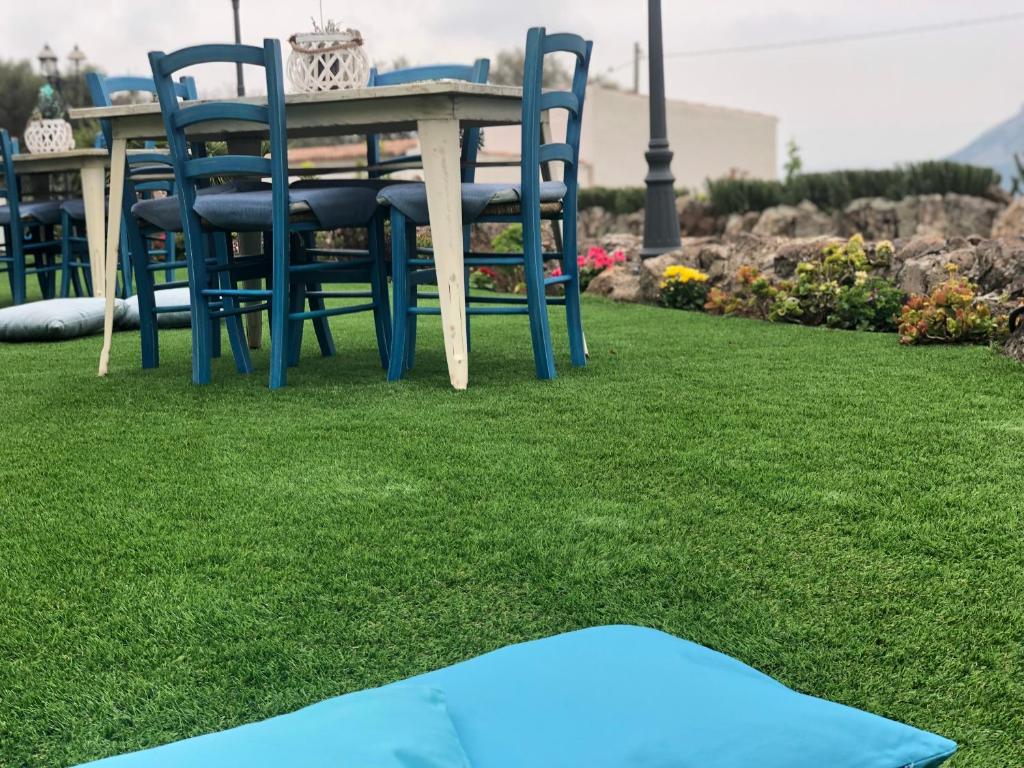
[605,11,1024,74]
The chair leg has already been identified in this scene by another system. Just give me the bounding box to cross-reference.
[214,233,252,375]
[165,230,176,282]
[287,276,306,369]
[128,221,159,369]
[523,219,556,380]
[369,215,391,369]
[60,212,73,298]
[308,282,336,358]
[298,232,334,359]
[10,225,26,305]
[404,223,419,372]
[463,225,472,355]
[387,211,410,382]
[560,213,586,367]
[268,229,290,390]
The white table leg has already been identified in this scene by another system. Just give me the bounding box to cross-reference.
[98,138,127,377]
[80,161,107,297]
[418,117,468,390]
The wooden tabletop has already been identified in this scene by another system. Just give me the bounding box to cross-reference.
[70,81,523,121]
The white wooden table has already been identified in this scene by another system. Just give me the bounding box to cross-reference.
[71,81,524,388]
[12,149,109,295]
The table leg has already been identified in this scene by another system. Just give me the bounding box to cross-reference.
[80,161,107,298]
[417,117,468,390]
[98,138,127,377]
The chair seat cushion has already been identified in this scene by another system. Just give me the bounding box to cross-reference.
[131,182,270,232]
[72,626,956,768]
[120,286,192,330]
[0,297,127,342]
[0,199,64,227]
[76,686,472,768]
[60,198,101,221]
[193,183,381,232]
[377,180,567,224]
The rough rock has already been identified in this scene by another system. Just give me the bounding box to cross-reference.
[723,211,760,236]
[772,237,842,279]
[843,194,1003,240]
[676,196,718,237]
[842,198,900,240]
[752,201,835,238]
[585,264,644,303]
[992,197,1024,241]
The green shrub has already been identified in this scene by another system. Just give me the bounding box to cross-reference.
[708,162,1002,216]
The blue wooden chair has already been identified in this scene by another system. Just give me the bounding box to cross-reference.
[379,28,592,380]
[0,129,63,304]
[148,39,391,388]
[59,74,199,300]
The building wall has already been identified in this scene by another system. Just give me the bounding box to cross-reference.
[474,85,778,190]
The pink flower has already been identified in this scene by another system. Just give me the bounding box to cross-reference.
[549,265,563,277]
[612,250,626,263]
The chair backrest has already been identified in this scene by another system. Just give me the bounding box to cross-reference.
[0,129,22,228]
[87,73,198,150]
[366,59,490,182]
[148,39,288,244]
[520,28,592,233]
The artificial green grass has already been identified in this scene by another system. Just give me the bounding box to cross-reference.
[1,287,1022,767]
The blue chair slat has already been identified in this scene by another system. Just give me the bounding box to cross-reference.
[541,32,590,58]
[153,44,267,77]
[386,27,593,382]
[149,38,391,389]
[183,155,272,179]
[366,59,489,183]
[173,102,270,129]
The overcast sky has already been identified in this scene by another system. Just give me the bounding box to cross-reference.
[5,0,1023,172]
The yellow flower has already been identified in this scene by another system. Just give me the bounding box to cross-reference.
[661,265,709,284]
[854,270,868,286]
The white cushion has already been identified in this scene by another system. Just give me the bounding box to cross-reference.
[0,298,127,342]
[120,287,192,329]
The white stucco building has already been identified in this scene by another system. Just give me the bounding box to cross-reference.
[473,85,778,189]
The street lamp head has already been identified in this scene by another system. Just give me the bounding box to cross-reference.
[37,43,58,78]
[68,44,87,71]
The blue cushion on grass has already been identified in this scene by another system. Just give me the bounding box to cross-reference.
[0,298,127,341]
[73,626,956,768]
[377,180,567,224]
[392,625,956,768]
[77,686,471,768]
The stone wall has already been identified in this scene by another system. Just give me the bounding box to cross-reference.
[577,192,1015,248]
[585,232,1024,309]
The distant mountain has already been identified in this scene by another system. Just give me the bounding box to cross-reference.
[950,105,1024,189]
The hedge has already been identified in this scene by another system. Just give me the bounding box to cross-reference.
[707,161,1002,216]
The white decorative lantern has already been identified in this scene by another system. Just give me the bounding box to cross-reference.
[287,29,370,93]
[23,118,75,153]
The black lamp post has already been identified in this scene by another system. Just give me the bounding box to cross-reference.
[231,0,245,96]
[37,43,59,84]
[640,0,681,258]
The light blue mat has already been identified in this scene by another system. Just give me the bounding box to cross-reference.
[77,625,956,768]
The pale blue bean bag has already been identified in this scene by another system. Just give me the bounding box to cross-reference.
[77,625,956,768]
[0,298,127,342]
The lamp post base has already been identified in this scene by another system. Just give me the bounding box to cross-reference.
[641,139,681,258]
